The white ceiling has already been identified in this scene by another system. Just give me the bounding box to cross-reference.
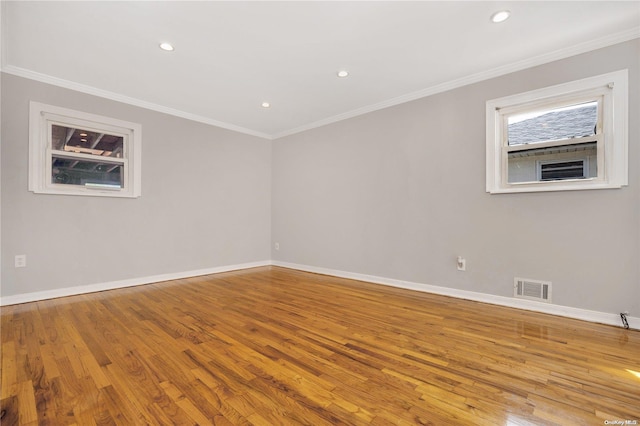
[2,1,639,139]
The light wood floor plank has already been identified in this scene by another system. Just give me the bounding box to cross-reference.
[1,266,639,425]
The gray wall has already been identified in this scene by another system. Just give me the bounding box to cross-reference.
[1,73,272,296]
[272,40,640,315]
[2,40,638,316]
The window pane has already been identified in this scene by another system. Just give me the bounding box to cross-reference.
[540,161,585,181]
[52,156,123,188]
[507,101,598,146]
[51,124,124,158]
[507,142,597,183]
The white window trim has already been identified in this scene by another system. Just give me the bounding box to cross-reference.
[486,70,628,194]
[29,102,142,198]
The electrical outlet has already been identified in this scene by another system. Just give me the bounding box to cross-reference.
[274,242,280,251]
[15,255,27,268]
[456,256,466,271]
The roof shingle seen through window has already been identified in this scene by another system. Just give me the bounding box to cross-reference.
[508,103,597,145]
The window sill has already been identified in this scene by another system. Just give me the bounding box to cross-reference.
[488,179,624,194]
[31,186,140,198]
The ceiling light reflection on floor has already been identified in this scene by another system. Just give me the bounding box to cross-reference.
[626,369,640,380]
[505,414,540,426]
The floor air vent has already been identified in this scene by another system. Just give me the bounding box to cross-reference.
[514,278,552,302]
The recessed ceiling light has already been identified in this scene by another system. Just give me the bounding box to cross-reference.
[337,70,349,78]
[261,102,271,108]
[80,138,87,142]
[490,10,511,23]
[159,42,174,51]
[79,133,88,137]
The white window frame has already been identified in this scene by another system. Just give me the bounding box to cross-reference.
[29,102,142,198]
[486,70,628,194]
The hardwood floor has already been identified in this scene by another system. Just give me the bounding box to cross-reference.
[1,266,639,425]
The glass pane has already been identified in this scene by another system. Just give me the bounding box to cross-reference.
[507,142,597,183]
[52,156,123,188]
[539,161,585,181]
[507,101,598,146]
[51,124,124,158]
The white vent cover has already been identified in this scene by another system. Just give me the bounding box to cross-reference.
[514,277,552,302]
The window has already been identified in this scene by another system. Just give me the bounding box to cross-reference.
[486,70,628,193]
[29,102,141,198]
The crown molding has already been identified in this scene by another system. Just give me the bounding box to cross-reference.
[2,28,638,141]
[0,65,273,140]
[272,28,640,139]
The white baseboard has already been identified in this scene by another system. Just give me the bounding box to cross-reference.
[2,259,637,331]
[0,260,271,306]
[272,261,639,331]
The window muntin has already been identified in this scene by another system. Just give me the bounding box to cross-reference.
[29,102,141,198]
[486,70,628,193]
